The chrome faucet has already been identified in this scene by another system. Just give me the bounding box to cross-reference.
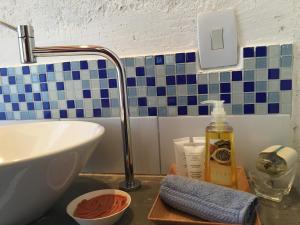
[0,21,141,191]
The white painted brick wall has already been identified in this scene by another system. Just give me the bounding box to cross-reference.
[0,0,296,64]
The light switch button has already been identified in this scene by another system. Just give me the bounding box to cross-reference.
[211,28,224,50]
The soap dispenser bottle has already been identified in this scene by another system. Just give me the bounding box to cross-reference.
[201,100,237,188]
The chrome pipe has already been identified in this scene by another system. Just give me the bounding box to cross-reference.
[18,25,36,63]
[33,46,141,191]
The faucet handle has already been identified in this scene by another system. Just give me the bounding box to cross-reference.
[0,20,17,32]
[0,20,34,38]
[0,21,36,63]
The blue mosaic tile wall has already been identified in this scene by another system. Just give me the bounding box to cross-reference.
[0,44,293,120]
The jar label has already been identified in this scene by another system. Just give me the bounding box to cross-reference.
[209,139,232,186]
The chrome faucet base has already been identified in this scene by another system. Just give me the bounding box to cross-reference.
[119,179,141,192]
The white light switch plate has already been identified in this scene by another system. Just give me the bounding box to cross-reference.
[197,9,238,69]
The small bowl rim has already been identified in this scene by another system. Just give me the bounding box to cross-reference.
[66,189,131,221]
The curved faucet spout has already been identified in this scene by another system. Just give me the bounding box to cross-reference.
[33,45,141,191]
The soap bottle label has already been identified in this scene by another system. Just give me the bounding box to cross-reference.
[208,139,232,186]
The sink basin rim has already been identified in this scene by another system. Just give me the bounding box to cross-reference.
[0,120,105,168]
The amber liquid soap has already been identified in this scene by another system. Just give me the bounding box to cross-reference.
[205,122,237,188]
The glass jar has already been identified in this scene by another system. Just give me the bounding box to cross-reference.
[249,164,297,202]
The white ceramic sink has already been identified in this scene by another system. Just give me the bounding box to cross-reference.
[0,121,105,225]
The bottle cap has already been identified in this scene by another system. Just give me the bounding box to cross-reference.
[201,100,226,122]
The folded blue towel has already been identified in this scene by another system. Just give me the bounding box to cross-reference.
[160,175,257,225]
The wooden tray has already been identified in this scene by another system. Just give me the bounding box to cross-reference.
[148,167,261,225]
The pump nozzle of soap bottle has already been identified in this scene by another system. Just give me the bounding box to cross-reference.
[201,100,226,123]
